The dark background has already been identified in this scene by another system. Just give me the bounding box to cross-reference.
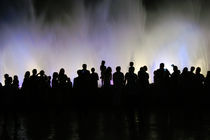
[1,0,209,21]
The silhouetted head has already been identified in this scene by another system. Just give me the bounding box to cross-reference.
[140,67,144,72]
[40,70,45,76]
[196,67,201,74]
[4,74,9,79]
[107,67,112,73]
[14,75,18,80]
[77,70,82,77]
[53,72,59,79]
[207,71,210,78]
[173,66,178,72]
[32,69,37,75]
[182,67,188,73]
[24,71,30,78]
[190,66,195,73]
[59,68,65,75]
[129,67,135,73]
[48,76,51,80]
[82,64,87,70]
[8,77,12,84]
[116,66,121,72]
[160,63,164,69]
[91,68,95,73]
[143,66,148,71]
[67,77,71,83]
[101,60,105,65]
[130,62,134,67]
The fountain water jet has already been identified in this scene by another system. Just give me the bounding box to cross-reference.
[0,0,209,84]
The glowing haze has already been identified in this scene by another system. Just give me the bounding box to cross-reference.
[0,0,210,84]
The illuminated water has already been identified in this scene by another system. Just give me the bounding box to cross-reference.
[0,0,210,84]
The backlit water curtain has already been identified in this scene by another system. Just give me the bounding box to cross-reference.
[0,0,210,84]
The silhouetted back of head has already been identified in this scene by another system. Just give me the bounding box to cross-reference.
[77,70,82,77]
[130,62,134,67]
[101,60,105,65]
[82,64,87,70]
[14,75,18,80]
[160,63,164,69]
[196,67,201,74]
[190,66,195,73]
[116,66,121,72]
[24,71,30,78]
[182,67,188,73]
[4,74,9,79]
[53,72,59,79]
[67,77,71,83]
[8,77,12,84]
[91,67,95,73]
[107,67,112,72]
[59,68,65,75]
[207,71,210,78]
[173,66,178,71]
[40,70,45,76]
[32,69,37,75]
[140,67,144,72]
[143,66,148,71]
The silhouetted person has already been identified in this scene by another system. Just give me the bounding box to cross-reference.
[47,76,51,88]
[0,82,2,101]
[52,72,59,89]
[170,65,181,88]
[143,66,150,85]
[22,71,30,90]
[125,67,137,88]
[30,69,39,89]
[90,68,99,88]
[73,70,82,88]
[81,64,90,75]
[58,68,68,88]
[66,77,72,89]
[190,66,195,74]
[104,67,112,88]
[100,60,106,86]
[154,63,170,87]
[204,71,210,89]
[81,64,90,88]
[4,74,10,87]
[195,67,204,89]
[189,66,196,87]
[137,66,149,88]
[129,62,134,69]
[6,77,12,88]
[180,67,190,88]
[38,70,48,89]
[13,75,19,89]
[2,76,13,104]
[113,66,125,88]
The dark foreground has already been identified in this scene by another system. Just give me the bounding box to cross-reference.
[1,88,210,140]
[1,106,210,140]
[1,88,210,107]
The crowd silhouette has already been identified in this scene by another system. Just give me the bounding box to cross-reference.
[0,61,210,106]
[1,61,210,90]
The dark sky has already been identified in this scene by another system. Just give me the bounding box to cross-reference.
[0,0,172,18]
[0,0,209,22]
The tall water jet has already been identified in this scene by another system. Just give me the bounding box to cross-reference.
[0,0,209,84]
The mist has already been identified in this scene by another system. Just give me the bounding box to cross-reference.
[0,0,210,84]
